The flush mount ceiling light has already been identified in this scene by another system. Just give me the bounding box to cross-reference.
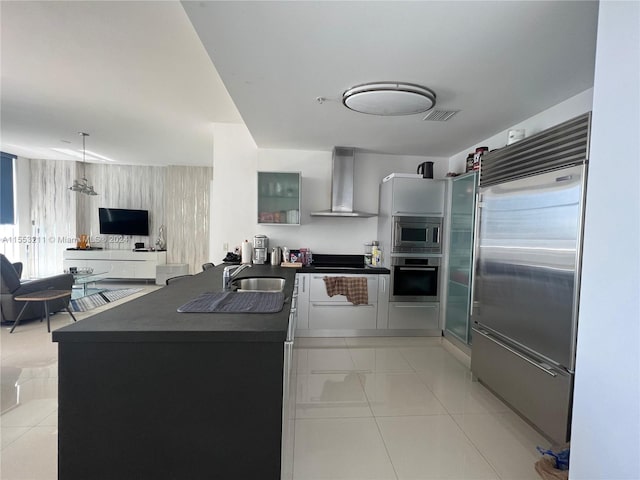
[342,82,436,116]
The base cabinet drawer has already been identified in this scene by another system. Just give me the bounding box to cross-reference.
[471,329,572,444]
[309,275,378,303]
[388,302,440,329]
[308,303,377,329]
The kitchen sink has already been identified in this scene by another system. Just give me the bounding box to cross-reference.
[231,277,286,292]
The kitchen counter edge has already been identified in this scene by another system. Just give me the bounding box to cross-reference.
[52,264,297,344]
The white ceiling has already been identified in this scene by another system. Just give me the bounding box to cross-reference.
[1,1,598,166]
[183,0,598,157]
[0,1,242,166]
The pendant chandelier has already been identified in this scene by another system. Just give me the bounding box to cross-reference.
[68,132,98,195]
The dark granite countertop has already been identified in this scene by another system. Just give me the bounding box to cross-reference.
[52,264,296,344]
[299,266,390,274]
[297,253,390,274]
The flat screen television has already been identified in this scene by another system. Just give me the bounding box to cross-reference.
[98,208,149,236]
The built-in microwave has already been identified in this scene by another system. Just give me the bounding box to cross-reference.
[392,216,442,253]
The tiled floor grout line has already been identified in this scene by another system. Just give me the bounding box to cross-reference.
[396,344,505,479]
[449,413,505,480]
[347,341,504,479]
[0,424,35,451]
[345,342,400,480]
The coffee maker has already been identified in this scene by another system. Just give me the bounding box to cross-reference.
[252,234,268,264]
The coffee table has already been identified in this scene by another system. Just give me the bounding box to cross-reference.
[71,271,107,298]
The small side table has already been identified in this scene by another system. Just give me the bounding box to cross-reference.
[10,290,77,333]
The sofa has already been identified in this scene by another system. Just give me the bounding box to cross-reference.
[0,253,74,323]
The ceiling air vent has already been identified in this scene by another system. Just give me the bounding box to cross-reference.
[422,109,460,122]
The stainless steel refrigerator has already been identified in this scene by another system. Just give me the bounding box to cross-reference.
[471,113,590,444]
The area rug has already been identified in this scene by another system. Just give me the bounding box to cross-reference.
[69,288,142,312]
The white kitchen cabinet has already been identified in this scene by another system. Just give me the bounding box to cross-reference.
[385,177,446,216]
[308,303,377,329]
[295,273,310,330]
[306,274,379,330]
[376,275,390,329]
[308,274,378,302]
[388,302,440,330]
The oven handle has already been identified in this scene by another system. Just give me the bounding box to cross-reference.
[472,327,558,378]
[395,211,442,216]
[397,267,437,272]
[391,303,438,309]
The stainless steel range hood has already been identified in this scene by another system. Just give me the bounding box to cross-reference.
[310,147,377,218]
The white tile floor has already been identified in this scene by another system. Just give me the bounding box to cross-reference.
[293,337,550,480]
[1,288,551,480]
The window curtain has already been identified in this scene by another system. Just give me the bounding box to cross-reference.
[1,152,16,225]
[30,158,77,276]
[165,166,212,274]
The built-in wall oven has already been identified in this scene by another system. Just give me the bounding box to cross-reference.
[392,216,442,253]
[390,256,440,302]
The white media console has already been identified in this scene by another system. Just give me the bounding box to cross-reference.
[63,250,167,280]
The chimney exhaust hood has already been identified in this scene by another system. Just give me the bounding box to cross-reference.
[310,147,377,218]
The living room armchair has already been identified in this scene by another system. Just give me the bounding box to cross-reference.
[0,253,74,323]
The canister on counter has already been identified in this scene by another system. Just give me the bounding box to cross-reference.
[371,245,382,267]
[299,248,312,266]
[365,241,379,266]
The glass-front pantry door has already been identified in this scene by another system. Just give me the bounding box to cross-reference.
[445,172,477,344]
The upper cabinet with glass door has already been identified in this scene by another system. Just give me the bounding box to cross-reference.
[257,172,301,225]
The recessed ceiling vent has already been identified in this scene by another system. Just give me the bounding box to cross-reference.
[422,109,460,121]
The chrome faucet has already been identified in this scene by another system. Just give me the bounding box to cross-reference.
[222,264,251,291]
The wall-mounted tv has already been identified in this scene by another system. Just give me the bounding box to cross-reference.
[98,208,149,236]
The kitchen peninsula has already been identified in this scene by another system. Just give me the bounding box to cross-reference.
[52,264,297,480]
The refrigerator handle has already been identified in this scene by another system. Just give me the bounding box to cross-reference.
[472,328,558,378]
[469,191,482,318]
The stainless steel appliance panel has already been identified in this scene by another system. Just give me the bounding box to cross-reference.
[390,256,440,302]
[471,328,572,444]
[392,216,442,253]
[474,165,585,369]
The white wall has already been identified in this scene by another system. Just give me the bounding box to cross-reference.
[570,1,640,478]
[448,88,594,173]
[209,121,448,259]
[210,123,258,260]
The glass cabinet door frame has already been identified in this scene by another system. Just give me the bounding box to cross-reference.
[444,171,478,345]
[257,171,301,226]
